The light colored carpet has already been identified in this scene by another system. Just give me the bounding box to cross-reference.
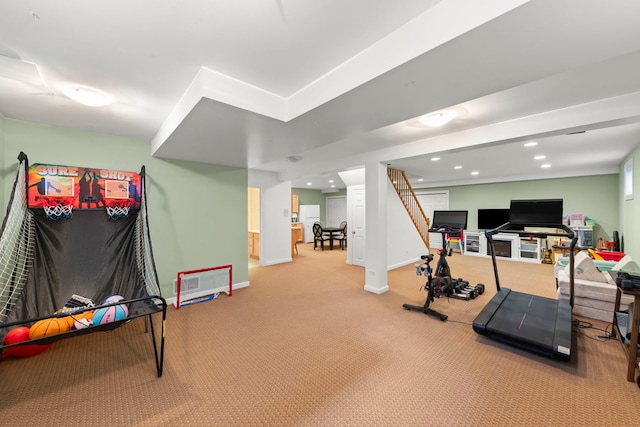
[1,242,638,426]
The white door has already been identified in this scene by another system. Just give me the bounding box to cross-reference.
[326,196,346,227]
[348,186,366,266]
[417,191,449,250]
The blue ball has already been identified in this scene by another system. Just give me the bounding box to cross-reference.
[92,304,128,325]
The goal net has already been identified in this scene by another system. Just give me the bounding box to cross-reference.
[175,265,232,309]
[0,153,35,325]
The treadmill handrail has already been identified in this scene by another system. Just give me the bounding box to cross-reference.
[485,222,577,307]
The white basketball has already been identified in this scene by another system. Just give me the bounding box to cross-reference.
[73,317,92,330]
[102,294,125,304]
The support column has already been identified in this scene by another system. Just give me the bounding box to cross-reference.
[364,161,389,294]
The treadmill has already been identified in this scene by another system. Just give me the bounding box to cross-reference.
[472,199,577,361]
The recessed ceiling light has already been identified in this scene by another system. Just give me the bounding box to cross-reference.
[331,185,335,188]
[328,179,334,183]
[417,178,424,182]
[419,110,457,127]
[471,171,479,175]
[541,164,551,168]
[431,157,440,161]
[63,85,114,107]
[306,182,312,186]
[524,142,538,147]
[534,155,546,160]
[454,165,462,170]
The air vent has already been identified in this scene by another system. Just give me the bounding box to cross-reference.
[173,276,200,294]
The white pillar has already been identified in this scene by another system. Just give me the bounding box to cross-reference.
[364,161,389,294]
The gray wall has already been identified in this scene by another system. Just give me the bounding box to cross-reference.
[1,118,249,297]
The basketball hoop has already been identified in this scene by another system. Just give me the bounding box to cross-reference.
[105,199,132,220]
[39,197,74,220]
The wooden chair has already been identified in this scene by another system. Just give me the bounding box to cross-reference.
[313,223,330,250]
[332,221,347,250]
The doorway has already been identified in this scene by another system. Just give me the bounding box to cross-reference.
[326,196,346,227]
[416,191,450,250]
[248,187,260,268]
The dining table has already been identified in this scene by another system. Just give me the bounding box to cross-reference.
[322,226,344,250]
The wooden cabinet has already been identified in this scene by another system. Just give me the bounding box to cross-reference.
[291,194,299,214]
[248,231,260,258]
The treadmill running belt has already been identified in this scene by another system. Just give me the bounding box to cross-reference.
[473,288,572,360]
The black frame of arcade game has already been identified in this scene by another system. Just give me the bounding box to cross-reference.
[0,153,166,377]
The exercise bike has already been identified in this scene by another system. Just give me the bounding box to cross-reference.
[403,222,484,321]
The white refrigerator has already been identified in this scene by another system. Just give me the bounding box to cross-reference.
[299,204,320,243]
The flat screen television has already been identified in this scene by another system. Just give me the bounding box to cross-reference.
[509,199,563,226]
[477,208,509,230]
[431,210,468,232]
[477,208,524,231]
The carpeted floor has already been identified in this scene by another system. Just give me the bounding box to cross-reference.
[1,242,638,426]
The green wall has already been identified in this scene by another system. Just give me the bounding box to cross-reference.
[620,146,640,259]
[417,174,619,244]
[2,119,249,296]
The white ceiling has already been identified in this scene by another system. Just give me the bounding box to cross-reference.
[1,0,640,192]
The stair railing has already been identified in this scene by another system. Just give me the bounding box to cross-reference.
[387,167,430,250]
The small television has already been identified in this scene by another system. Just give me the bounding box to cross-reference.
[430,210,468,233]
[509,199,563,227]
[477,208,510,230]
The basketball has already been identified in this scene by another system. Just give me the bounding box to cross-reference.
[29,317,70,340]
[54,308,75,329]
[101,294,125,304]
[1,326,52,359]
[92,304,128,325]
[71,310,94,330]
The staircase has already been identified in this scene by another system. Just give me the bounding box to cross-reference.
[387,167,430,250]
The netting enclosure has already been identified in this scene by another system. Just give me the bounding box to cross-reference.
[0,153,166,377]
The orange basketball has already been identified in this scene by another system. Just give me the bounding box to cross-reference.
[53,309,75,329]
[29,317,70,340]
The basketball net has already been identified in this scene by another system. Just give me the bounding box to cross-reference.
[39,197,74,220]
[105,199,132,220]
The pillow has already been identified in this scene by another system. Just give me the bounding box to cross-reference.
[565,250,608,283]
[612,255,638,273]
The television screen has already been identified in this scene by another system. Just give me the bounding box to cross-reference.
[431,210,468,232]
[509,199,563,226]
[477,208,509,230]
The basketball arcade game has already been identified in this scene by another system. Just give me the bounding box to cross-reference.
[0,153,166,376]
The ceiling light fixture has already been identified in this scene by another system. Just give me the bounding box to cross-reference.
[306,182,312,186]
[541,164,551,169]
[454,165,462,170]
[471,171,479,175]
[534,155,546,160]
[524,141,538,147]
[419,110,457,127]
[431,157,440,161]
[63,85,114,107]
